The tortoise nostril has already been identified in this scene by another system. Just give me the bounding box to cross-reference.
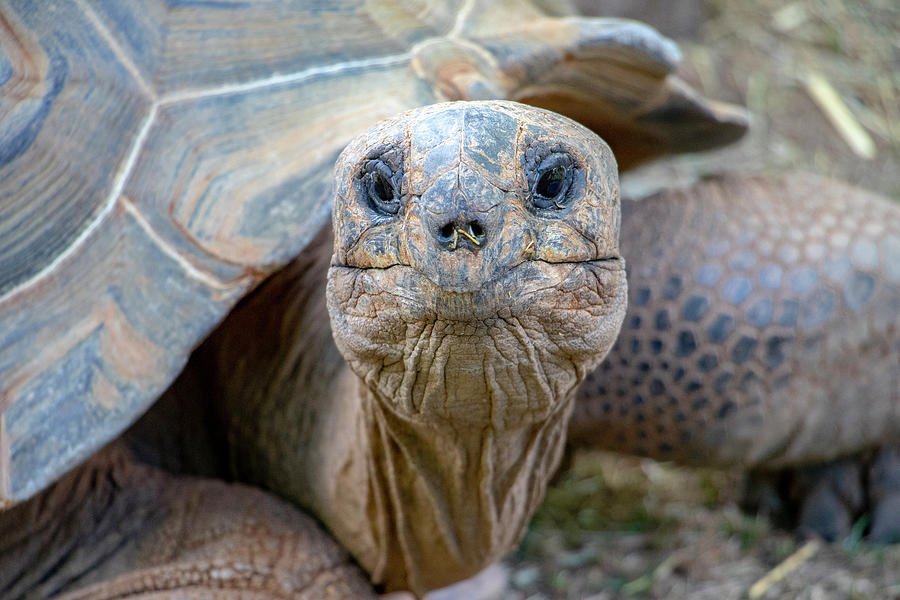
[438,222,456,242]
[436,219,486,249]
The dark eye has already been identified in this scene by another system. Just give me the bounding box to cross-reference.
[531,152,574,209]
[536,166,566,198]
[362,160,401,216]
[372,172,393,203]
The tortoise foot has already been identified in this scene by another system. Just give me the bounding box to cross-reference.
[868,448,900,543]
[744,447,900,544]
[794,460,864,542]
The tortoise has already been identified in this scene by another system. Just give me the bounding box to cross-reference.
[1,1,898,598]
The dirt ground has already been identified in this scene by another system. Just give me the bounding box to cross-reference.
[489,451,900,600]
[434,1,900,599]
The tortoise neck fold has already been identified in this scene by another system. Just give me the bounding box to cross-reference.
[309,378,574,595]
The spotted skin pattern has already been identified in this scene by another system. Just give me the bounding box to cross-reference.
[570,174,900,469]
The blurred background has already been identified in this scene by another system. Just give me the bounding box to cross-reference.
[614,0,899,203]
[562,0,900,201]
[457,1,900,598]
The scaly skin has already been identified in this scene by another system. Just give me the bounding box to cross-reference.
[570,173,900,539]
[0,444,375,600]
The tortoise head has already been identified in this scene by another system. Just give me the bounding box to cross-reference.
[327,101,627,428]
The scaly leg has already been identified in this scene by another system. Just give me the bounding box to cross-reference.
[0,444,375,599]
[744,446,900,542]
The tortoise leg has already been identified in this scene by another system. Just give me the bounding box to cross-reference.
[0,444,375,600]
[866,447,900,543]
[744,446,900,543]
[793,459,863,542]
[744,458,864,542]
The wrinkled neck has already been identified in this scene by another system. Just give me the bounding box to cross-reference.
[359,318,586,430]
[310,375,574,595]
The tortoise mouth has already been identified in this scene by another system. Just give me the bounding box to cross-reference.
[328,255,624,323]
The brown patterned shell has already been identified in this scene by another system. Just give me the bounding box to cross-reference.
[0,0,747,507]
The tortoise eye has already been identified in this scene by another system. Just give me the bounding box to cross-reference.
[362,159,401,216]
[536,166,566,198]
[531,152,574,210]
[372,172,393,203]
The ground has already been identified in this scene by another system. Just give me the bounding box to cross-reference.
[438,1,900,599]
[488,452,900,600]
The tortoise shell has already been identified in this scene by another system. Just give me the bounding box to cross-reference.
[0,0,746,506]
